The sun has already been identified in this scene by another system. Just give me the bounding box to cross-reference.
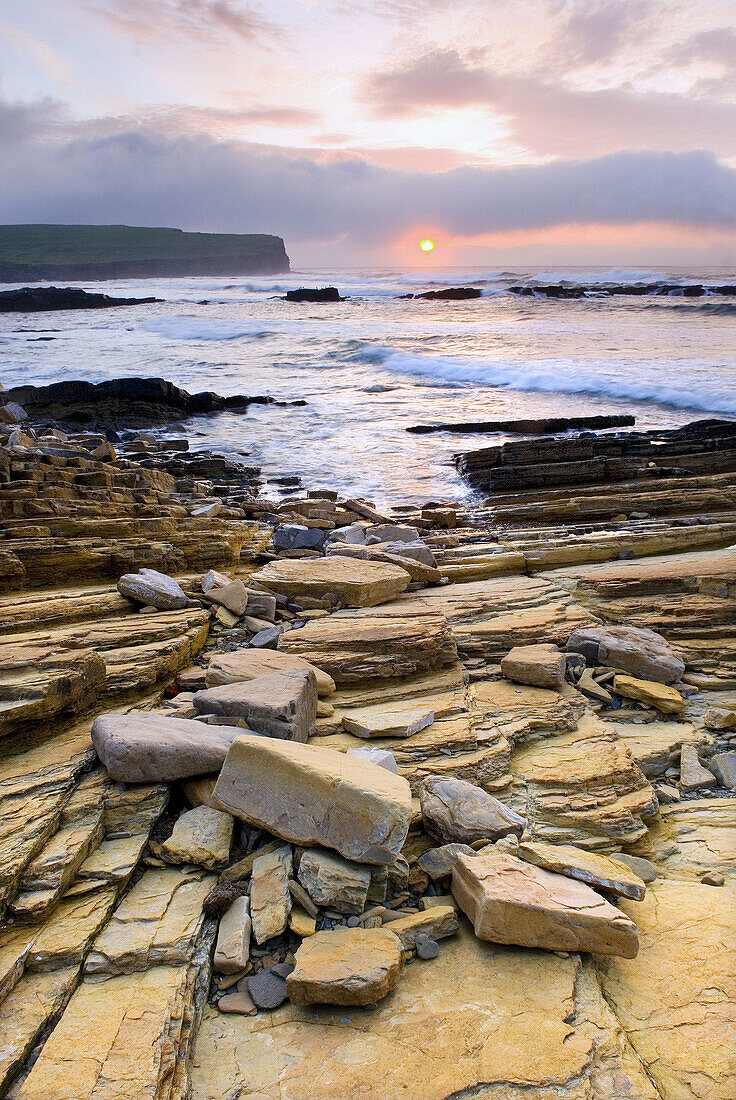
[419,238,435,252]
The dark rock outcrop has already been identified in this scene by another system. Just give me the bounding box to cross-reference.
[408,414,635,436]
[510,283,736,299]
[284,287,344,302]
[0,287,160,312]
[400,287,482,300]
[0,377,306,429]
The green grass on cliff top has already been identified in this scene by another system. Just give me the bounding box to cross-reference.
[0,224,285,264]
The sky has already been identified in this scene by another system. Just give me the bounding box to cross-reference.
[1,0,736,267]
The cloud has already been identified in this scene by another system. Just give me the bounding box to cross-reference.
[1,109,735,248]
[83,0,278,45]
[363,48,736,157]
[86,104,323,137]
[552,0,654,66]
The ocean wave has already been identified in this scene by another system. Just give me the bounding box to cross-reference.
[350,345,736,415]
[650,301,736,316]
[140,316,272,341]
[529,268,665,285]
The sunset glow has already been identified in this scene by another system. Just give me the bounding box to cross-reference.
[419,239,435,252]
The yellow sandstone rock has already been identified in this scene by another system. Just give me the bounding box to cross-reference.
[252,556,411,608]
[613,674,685,714]
[286,927,404,1006]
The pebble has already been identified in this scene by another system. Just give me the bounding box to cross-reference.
[247,969,289,1010]
[415,934,439,960]
[271,962,295,978]
[700,871,725,887]
[218,991,258,1016]
[347,915,360,927]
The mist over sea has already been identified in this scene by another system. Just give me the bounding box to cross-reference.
[2,265,735,503]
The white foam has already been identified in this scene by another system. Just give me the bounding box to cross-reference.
[530,269,664,285]
[354,346,736,415]
[140,316,272,341]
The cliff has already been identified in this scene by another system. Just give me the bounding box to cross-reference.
[0,223,290,281]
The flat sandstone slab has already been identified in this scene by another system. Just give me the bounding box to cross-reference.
[287,927,404,1006]
[452,850,639,957]
[213,733,413,864]
[252,557,411,608]
[205,646,335,696]
[190,926,656,1100]
[519,840,646,900]
[92,713,239,782]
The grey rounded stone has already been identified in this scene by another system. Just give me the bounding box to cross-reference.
[247,969,288,1009]
[415,934,439,960]
[347,915,361,928]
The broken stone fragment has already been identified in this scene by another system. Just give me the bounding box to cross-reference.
[250,845,292,945]
[91,713,240,783]
[298,848,371,915]
[420,777,525,845]
[117,567,188,610]
[215,895,252,973]
[566,625,684,684]
[343,701,435,739]
[208,579,248,616]
[704,707,736,731]
[286,927,404,1006]
[613,674,685,715]
[518,840,646,900]
[201,569,232,593]
[418,843,476,881]
[345,747,399,773]
[679,744,716,792]
[206,646,335,696]
[248,967,288,1009]
[289,904,317,937]
[160,806,234,869]
[501,643,566,690]
[273,524,326,552]
[452,850,639,958]
[217,989,257,1015]
[193,670,317,742]
[709,751,736,788]
[214,733,413,865]
[382,905,459,952]
[252,556,411,608]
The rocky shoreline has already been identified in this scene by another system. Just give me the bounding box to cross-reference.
[0,393,733,1100]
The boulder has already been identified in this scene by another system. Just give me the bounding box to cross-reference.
[278,612,458,684]
[250,845,292,944]
[420,777,525,845]
[214,896,252,973]
[286,928,404,1006]
[418,843,476,881]
[205,647,335,696]
[501,643,566,690]
[160,806,234,869]
[272,524,326,552]
[365,525,420,543]
[207,579,248,616]
[193,670,317,742]
[117,568,188,610]
[381,540,437,568]
[252,557,411,608]
[285,287,343,302]
[345,747,399,773]
[452,850,639,958]
[518,840,646,900]
[566,625,684,684]
[614,674,684,715]
[91,713,239,783]
[709,752,736,788]
[297,848,371,914]
[213,733,413,864]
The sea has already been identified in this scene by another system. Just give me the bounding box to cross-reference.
[2,266,736,504]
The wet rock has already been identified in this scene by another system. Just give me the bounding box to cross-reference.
[452,851,639,958]
[420,777,525,845]
[614,674,685,714]
[501,643,566,690]
[160,806,234,869]
[214,733,413,865]
[298,848,370,914]
[91,713,239,783]
[215,895,252,973]
[285,287,343,302]
[287,927,404,1006]
[206,646,335,696]
[117,567,188,610]
[193,669,317,742]
[566,625,684,684]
